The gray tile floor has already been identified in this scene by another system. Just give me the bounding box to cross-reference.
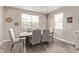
[0,39,78,53]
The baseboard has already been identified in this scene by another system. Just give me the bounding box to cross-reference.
[54,37,75,45]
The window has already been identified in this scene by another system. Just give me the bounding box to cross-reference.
[54,12,63,30]
[21,13,39,29]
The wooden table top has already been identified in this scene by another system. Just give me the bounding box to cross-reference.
[19,32,32,37]
[19,31,53,37]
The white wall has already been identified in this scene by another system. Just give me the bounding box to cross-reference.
[0,6,4,42]
[48,6,79,43]
[4,7,47,40]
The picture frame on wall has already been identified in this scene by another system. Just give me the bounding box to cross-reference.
[67,17,73,23]
[5,17,13,23]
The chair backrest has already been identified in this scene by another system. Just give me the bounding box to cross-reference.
[32,30,41,45]
[9,28,15,41]
[42,29,49,42]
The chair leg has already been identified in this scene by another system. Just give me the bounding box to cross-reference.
[40,41,43,48]
[29,44,33,50]
[23,40,25,52]
[52,37,54,43]
[29,44,33,52]
[11,44,14,52]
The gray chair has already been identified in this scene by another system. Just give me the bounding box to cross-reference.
[9,28,25,52]
[42,29,49,43]
[30,30,41,45]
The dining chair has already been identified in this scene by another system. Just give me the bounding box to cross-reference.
[29,30,41,46]
[42,29,49,44]
[9,28,25,52]
[49,28,54,41]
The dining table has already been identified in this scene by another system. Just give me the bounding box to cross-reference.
[19,31,54,52]
[19,32,32,42]
[19,32,32,51]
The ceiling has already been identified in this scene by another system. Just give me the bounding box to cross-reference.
[10,6,63,14]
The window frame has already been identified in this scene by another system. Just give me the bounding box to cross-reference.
[21,13,39,29]
[54,12,63,30]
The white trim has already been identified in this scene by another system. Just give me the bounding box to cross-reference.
[54,37,75,45]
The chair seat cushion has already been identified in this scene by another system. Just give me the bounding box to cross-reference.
[13,37,25,44]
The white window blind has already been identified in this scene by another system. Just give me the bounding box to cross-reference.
[54,12,63,30]
[21,13,39,29]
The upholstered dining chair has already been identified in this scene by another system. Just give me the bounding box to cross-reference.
[42,29,49,44]
[29,30,42,46]
[9,28,25,52]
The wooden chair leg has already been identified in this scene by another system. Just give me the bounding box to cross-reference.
[11,44,14,52]
[41,42,43,48]
[23,40,24,52]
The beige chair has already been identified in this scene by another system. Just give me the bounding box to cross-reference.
[29,30,41,45]
[9,28,25,52]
